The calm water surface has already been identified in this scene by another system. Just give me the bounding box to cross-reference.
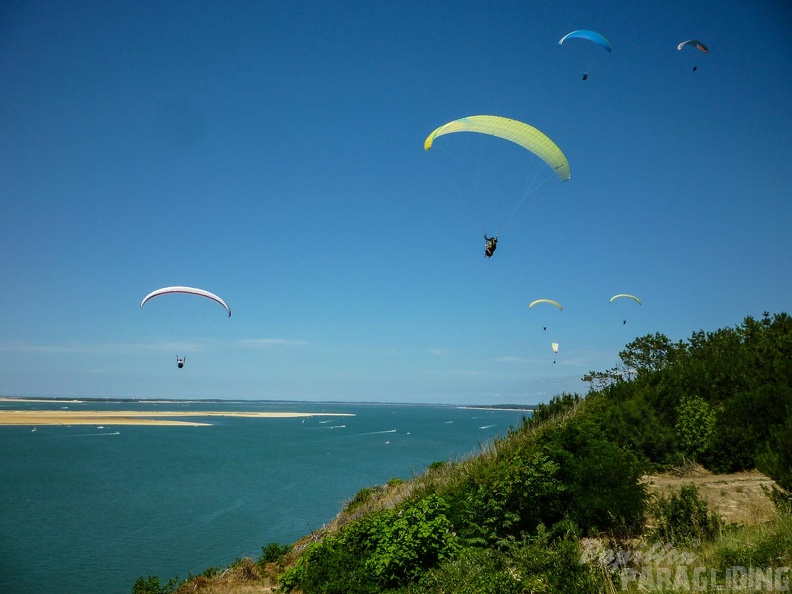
[0,399,530,594]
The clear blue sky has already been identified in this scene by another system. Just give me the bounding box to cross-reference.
[1,1,790,404]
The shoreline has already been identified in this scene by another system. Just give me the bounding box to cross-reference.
[0,410,355,427]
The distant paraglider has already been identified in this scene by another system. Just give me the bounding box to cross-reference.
[677,40,708,72]
[609,294,641,305]
[529,299,563,332]
[552,342,559,364]
[609,294,641,325]
[559,30,611,79]
[677,39,708,54]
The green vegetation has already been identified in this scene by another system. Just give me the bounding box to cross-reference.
[648,483,722,545]
[135,312,792,594]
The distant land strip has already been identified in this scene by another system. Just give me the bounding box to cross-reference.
[0,410,355,427]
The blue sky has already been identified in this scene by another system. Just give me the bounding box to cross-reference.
[1,0,790,404]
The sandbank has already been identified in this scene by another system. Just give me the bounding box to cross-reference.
[0,410,355,427]
[0,397,85,403]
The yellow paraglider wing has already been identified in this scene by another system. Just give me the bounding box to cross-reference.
[424,115,570,181]
[551,342,559,353]
[609,294,641,305]
[528,299,564,311]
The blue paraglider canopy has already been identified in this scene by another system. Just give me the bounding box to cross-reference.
[558,30,612,52]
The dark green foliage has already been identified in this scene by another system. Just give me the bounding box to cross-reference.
[344,485,382,513]
[618,332,688,374]
[280,536,377,594]
[587,391,676,466]
[132,575,179,594]
[427,460,446,471]
[674,393,716,458]
[259,541,291,564]
[587,312,792,473]
[445,417,646,544]
[756,413,792,494]
[704,384,792,473]
[410,546,529,594]
[530,392,582,426]
[280,495,459,593]
[413,524,604,594]
[198,565,222,578]
[535,418,647,535]
[649,483,722,545]
[454,447,566,543]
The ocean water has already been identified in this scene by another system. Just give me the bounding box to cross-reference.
[0,399,530,594]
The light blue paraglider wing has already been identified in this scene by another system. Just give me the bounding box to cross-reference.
[558,30,612,52]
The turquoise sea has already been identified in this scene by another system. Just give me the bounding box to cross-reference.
[0,399,531,594]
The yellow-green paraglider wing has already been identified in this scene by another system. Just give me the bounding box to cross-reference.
[424,115,570,181]
[529,299,564,311]
[609,294,641,305]
[551,342,559,353]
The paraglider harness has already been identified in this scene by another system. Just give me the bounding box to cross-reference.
[176,356,186,369]
[484,234,498,258]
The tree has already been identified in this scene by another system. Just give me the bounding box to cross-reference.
[618,333,687,375]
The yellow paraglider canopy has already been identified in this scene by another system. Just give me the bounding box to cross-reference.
[609,294,641,305]
[425,115,570,181]
[529,299,563,311]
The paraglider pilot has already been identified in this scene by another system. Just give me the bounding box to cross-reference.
[484,234,498,258]
[177,356,186,369]
[582,72,588,80]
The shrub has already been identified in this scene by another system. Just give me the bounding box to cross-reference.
[454,447,566,544]
[364,494,459,587]
[536,418,648,535]
[343,485,381,513]
[649,483,722,545]
[756,412,792,494]
[530,392,582,426]
[413,524,605,594]
[132,575,179,594]
[280,494,458,593]
[675,393,716,459]
[410,546,527,594]
[259,542,291,564]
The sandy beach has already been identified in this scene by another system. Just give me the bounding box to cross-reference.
[0,409,355,427]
